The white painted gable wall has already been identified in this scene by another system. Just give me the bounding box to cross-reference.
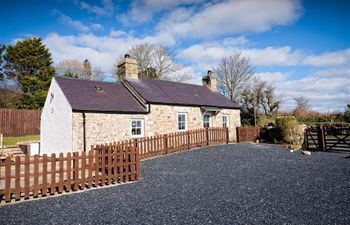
[40,77,73,155]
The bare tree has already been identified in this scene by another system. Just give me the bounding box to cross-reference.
[57,59,84,78]
[115,42,188,81]
[293,96,311,117]
[57,59,104,81]
[240,76,281,125]
[261,82,281,116]
[214,51,254,103]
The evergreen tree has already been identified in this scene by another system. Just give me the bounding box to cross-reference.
[0,44,5,81]
[4,38,55,109]
[63,71,79,79]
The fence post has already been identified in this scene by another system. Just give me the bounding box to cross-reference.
[304,129,308,150]
[164,134,168,155]
[225,127,229,144]
[73,152,79,191]
[206,128,209,146]
[236,127,240,143]
[187,131,190,149]
[317,125,325,151]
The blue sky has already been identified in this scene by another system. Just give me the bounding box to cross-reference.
[1,0,349,112]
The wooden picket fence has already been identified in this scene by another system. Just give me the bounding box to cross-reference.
[0,145,139,203]
[95,127,229,160]
[0,127,228,204]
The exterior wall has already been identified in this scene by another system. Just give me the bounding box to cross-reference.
[148,105,240,141]
[72,112,148,152]
[40,78,73,155]
[72,104,240,152]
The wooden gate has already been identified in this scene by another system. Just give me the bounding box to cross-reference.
[305,125,350,152]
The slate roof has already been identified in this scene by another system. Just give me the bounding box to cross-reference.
[54,76,240,113]
[126,78,240,109]
[54,76,148,113]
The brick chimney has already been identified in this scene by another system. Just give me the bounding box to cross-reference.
[117,54,139,80]
[202,70,217,92]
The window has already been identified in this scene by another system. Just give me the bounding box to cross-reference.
[222,115,229,127]
[203,114,211,128]
[131,119,143,137]
[178,113,187,130]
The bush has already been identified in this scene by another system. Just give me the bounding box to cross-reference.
[257,115,275,127]
[275,116,305,145]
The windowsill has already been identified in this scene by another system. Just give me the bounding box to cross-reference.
[131,135,144,138]
[177,129,188,132]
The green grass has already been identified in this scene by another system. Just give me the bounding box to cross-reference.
[2,135,40,146]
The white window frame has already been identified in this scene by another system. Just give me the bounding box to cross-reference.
[203,113,211,128]
[222,115,229,128]
[131,119,144,137]
[177,113,188,131]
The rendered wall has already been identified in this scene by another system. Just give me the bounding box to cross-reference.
[40,78,73,155]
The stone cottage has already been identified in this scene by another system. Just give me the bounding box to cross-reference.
[40,55,241,155]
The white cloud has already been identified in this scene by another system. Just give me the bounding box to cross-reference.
[160,0,302,39]
[43,30,177,73]
[258,72,290,83]
[278,75,350,112]
[91,23,104,30]
[302,48,350,67]
[178,41,349,112]
[126,0,202,23]
[241,47,301,66]
[53,10,90,32]
[76,0,114,16]
[179,44,301,67]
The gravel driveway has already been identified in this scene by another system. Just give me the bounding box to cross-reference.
[1,143,350,225]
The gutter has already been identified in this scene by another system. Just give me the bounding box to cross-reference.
[82,112,86,152]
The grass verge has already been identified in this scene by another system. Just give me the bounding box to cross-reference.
[2,135,40,146]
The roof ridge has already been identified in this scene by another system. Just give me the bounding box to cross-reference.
[129,77,205,88]
[55,76,116,85]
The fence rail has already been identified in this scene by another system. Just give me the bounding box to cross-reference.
[305,125,350,152]
[93,127,229,160]
[0,145,140,203]
[0,127,228,204]
[0,109,41,136]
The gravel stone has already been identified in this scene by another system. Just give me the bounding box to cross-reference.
[1,143,349,225]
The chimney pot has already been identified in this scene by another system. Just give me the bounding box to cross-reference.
[124,54,130,58]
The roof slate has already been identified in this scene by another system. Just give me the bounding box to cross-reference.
[126,78,240,109]
[54,76,240,113]
[54,76,148,113]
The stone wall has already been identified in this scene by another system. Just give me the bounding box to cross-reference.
[72,105,240,152]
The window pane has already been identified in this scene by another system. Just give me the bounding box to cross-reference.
[178,113,186,130]
[203,114,210,128]
[132,120,143,136]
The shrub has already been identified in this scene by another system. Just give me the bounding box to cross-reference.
[275,116,305,145]
[257,115,275,127]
